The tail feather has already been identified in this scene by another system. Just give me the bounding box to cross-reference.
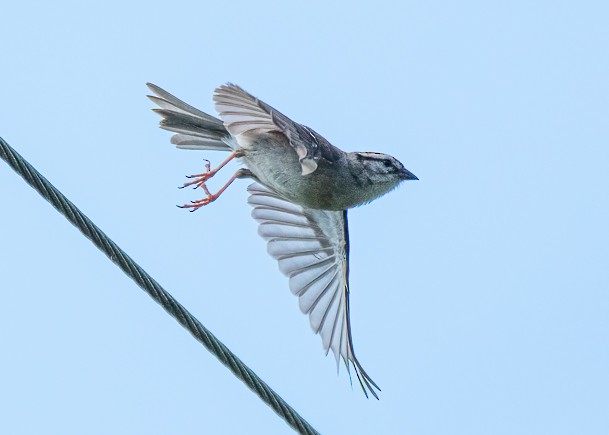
[147,83,232,151]
[152,108,225,138]
[169,134,230,151]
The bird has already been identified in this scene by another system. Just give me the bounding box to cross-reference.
[147,82,418,399]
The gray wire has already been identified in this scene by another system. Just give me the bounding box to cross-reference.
[0,136,320,435]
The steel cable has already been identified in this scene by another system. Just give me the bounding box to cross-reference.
[0,136,319,435]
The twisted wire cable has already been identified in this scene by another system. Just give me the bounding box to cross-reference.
[0,136,319,435]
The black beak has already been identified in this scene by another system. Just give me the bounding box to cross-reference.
[400,168,418,181]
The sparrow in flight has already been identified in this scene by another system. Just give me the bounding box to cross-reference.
[147,83,417,398]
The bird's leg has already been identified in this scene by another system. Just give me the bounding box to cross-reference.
[179,149,245,190]
[179,168,253,212]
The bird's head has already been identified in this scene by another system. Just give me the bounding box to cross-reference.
[352,152,418,185]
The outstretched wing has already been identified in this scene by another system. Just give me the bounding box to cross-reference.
[213,84,322,175]
[247,182,380,398]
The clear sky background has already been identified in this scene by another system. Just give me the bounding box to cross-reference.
[1,1,608,434]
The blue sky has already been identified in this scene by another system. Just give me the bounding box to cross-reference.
[1,1,608,434]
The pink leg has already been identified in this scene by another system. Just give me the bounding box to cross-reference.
[178,168,252,212]
[180,152,241,190]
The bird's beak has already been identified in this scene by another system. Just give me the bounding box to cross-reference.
[400,168,419,180]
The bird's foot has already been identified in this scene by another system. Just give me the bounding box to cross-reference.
[178,193,218,212]
[177,168,252,212]
[179,159,214,189]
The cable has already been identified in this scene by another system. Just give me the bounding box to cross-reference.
[0,136,319,435]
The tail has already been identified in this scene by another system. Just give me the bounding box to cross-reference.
[147,83,232,151]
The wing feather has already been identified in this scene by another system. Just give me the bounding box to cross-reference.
[214,84,322,175]
[247,182,380,398]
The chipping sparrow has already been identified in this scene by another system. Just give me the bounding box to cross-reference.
[147,83,417,398]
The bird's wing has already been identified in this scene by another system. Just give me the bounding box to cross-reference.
[247,182,380,398]
[213,84,322,175]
